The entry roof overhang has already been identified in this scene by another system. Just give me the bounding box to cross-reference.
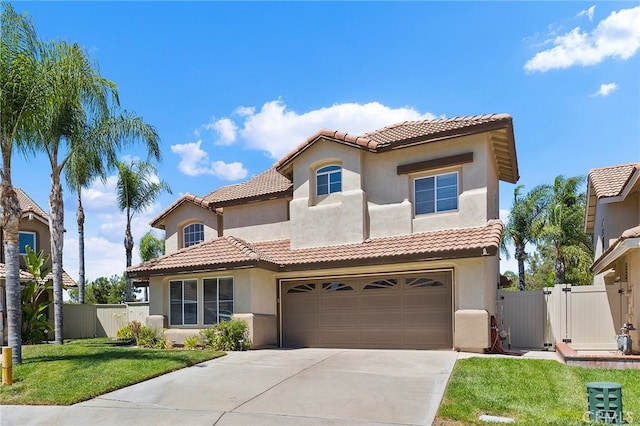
[591,237,640,275]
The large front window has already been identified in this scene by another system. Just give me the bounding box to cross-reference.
[19,231,36,255]
[183,223,204,248]
[170,279,198,325]
[316,165,342,196]
[414,172,458,215]
[204,277,234,324]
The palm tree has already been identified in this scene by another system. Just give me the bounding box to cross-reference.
[36,40,117,344]
[539,175,592,285]
[138,230,165,301]
[65,112,160,304]
[0,3,42,363]
[116,160,171,301]
[502,184,549,291]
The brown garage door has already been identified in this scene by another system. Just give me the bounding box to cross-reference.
[282,271,452,349]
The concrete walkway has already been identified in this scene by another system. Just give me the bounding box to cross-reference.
[0,348,458,425]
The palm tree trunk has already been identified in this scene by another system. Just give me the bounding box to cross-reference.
[514,243,527,291]
[124,215,134,302]
[555,248,565,285]
[1,180,23,364]
[76,185,85,304]
[49,171,64,344]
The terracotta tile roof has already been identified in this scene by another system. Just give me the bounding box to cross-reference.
[274,114,515,174]
[588,163,640,199]
[0,263,34,281]
[585,162,640,233]
[150,193,215,229]
[128,220,503,277]
[16,187,49,220]
[203,168,292,207]
[0,264,76,287]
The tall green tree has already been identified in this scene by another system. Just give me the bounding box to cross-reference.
[502,184,549,291]
[68,274,129,304]
[65,112,160,304]
[35,40,117,344]
[116,160,170,301]
[138,230,165,301]
[538,175,593,285]
[0,3,42,363]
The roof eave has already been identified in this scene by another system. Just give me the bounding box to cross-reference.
[591,237,640,275]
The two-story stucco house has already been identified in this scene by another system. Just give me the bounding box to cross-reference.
[128,114,519,351]
[586,162,640,345]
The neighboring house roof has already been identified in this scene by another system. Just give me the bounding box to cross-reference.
[16,187,49,223]
[591,224,640,275]
[128,220,503,277]
[585,162,640,232]
[274,114,519,184]
[0,264,76,287]
[203,167,293,207]
[150,193,216,229]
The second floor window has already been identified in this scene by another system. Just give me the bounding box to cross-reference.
[317,165,342,196]
[19,231,36,255]
[183,223,204,248]
[414,172,458,215]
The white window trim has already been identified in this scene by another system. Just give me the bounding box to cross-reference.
[316,164,342,197]
[169,279,198,326]
[182,222,204,248]
[19,231,37,255]
[413,171,459,216]
[203,277,234,325]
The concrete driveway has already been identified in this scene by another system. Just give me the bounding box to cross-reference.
[1,348,457,425]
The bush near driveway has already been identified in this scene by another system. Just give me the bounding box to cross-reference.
[436,357,640,425]
[0,338,224,405]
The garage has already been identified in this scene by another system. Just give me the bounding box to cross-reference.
[281,270,453,349]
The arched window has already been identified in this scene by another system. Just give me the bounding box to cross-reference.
[316,165,342,196]
[183,223,204,248]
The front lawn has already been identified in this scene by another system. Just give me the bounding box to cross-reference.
[436,357,640,425]
[0,338,224,405]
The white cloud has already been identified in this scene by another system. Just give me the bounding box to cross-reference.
[212,118,238,146]
[524,6,640,72]
[79,175,119,212]
[590,82,619,97]
[234,100,435,159]
[577,5,596,22]
[171,140,248,180]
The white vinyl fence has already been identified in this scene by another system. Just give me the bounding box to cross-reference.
[498,284,625,350]
[63,303,149,339]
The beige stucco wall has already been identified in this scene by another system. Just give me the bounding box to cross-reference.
[224,199,290,242]
[161,203,219,254]
[18,217,51,269]
[288,134,497,247]
[290,141,366,248]
[147,267,277,328]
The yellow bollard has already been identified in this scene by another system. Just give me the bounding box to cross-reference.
[2,346,12,385]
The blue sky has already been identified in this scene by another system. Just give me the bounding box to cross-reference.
[10,1,640,281]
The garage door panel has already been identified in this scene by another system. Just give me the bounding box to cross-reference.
[320,312,360,326]
[359,311,402,327]
[282,271,453,349]
[359,293,402,309]
[319,296,358,310]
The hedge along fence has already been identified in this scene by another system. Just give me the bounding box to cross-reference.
[62,303,149,339]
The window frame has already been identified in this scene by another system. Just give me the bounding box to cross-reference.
[316,164,342,196]
[19,231,36,255]
[203,277,234,325]
[169,279,198,326]
[182,222,204,248]
[413,171,459,216]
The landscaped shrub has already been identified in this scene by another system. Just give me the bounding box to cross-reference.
[136,325,170,349]
[183,335,202,350]
[199,319,250,351]
[116,324,134,340]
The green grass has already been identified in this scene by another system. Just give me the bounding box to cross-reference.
[0,338,225,405]
[436,357,640,425]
